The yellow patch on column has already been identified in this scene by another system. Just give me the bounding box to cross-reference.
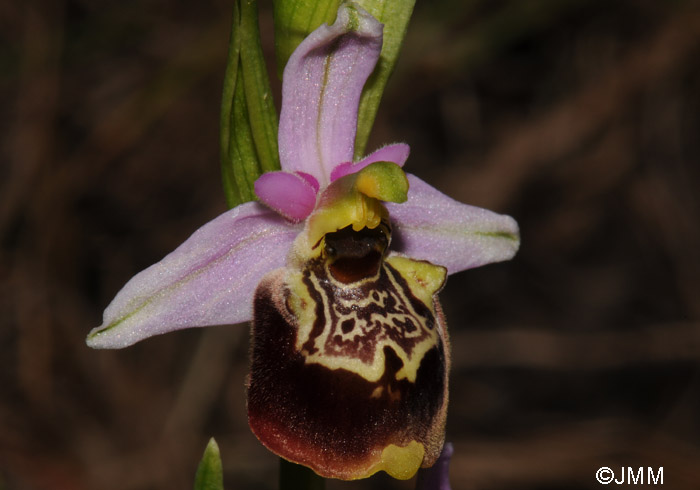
[355,161,409,203]
[355,171,381,198]
[304,161,409,246]
[306,189,387,246]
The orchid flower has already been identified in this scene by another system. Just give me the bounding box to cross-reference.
[87,2,519,482]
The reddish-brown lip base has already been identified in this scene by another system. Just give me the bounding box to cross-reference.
[247,269,448,480]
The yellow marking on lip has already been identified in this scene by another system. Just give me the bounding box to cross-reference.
[386,256,446,304]
[287,259,441,384]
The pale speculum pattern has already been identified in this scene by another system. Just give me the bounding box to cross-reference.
[297,258,439,383]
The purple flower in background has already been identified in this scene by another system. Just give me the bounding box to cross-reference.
[416,442,454,490]
[87,3,518,481]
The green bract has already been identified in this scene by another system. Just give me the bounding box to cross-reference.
[221,0,280,208]
[194,439,224,490]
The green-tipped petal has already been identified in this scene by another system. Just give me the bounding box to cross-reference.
[387,174,520,274]
[86,203,299,349]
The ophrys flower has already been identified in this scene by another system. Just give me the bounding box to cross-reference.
[87,2,519,481]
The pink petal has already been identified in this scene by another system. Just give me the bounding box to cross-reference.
[86,202,300,348]
[330,143,410,181]
[278,4,383,186]
[295,171,320,194]
[386,174,520,274]
[255,171,318,222]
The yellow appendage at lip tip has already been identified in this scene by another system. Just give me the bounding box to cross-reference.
[359,441,425,480]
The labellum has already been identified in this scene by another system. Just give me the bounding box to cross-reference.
[248,163,450,480]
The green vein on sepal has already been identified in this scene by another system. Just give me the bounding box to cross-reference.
[475,230,520,242]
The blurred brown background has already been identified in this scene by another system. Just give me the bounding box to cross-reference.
[2,0,700,489]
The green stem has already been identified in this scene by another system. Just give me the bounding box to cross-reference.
[279,458,326,490]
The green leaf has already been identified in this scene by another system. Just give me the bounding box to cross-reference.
[221,0,280,209]
[194,438,224,490]
[352,0,416,158]
[272,0,341,79]
[220,0,243,206]
[272,0,415,158]
[240,0,280,174]
[229,69,261,204]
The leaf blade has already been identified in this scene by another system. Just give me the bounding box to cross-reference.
[240,0,280,173]
[353,0,416,157]
[194,438,224,490]
[221,0,281,208]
